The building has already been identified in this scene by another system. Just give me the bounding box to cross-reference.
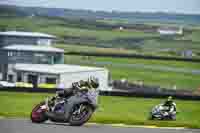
[0,31,64,81]
[0,31,56,46]
[0,31,112,91]
[12,64,112,90]
[3,45,64,82]
[181,50,193,58]
[157,27,183,35]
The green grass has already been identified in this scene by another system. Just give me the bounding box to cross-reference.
[141,39,200,52]
[92,56,200,70]
[56,42,200,59]
[38,26,158,41]
[184,30,200,43]
[56,44,200,90]
[1,16,200,90]
[63,55,200,90]
[56,44,139,54]
[108,67,200,90]
[1,16,200,57]
[0,92,200,128]
[56,43,183,57]
[0,17,158,41]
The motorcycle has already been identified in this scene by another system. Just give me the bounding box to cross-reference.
[149,104,176,120]
[30,85,98,126]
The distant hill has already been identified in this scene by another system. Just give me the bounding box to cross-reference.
[0,5,28,16]
[0,4,200,25]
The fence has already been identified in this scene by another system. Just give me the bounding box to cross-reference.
[65,52,200,63]
[0,85,200,100]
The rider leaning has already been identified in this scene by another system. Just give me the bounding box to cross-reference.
[57,77,99,98]
[63,77,99,120]
[72,77,99,93]
[162,96,176,115]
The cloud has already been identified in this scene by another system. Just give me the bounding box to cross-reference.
[0,0,16,5]
[0,0,199,14]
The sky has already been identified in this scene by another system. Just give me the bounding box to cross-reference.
[0,0,200,14]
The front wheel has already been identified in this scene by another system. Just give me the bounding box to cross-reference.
[31,102,48,123]
[169,114,176,120]
[68,103,94,126]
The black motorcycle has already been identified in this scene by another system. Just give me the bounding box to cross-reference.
[31,86,98,126]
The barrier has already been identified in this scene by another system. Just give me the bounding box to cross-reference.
[0,87,60,93]
[0,86,200,100]
[65,52,200,63]
[99,90,200,100]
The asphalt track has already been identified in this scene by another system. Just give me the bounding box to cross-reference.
[0,119,199,133]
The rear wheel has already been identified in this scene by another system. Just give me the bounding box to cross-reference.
[31,102,48,123]
[68,103,93,126]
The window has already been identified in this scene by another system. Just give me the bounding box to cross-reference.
[34,54,52,64]
[0,37,3,44]
[0,65,2,73]
[8,52,11,57]
[108,72,112,86]
[54,54,63,64]
[17,73,22,82]
[8,74,14,83]
[46,77,57,84]
[37,39,51,45]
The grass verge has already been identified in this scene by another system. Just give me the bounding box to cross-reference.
[64,55,200,90]
[0,92,200,128]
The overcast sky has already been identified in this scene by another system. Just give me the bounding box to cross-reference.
[0,0,200,14]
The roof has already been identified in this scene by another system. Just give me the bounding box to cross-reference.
[0,31,56,38]
[158,27,182,31]
[14,64,106,74]
[2,45,64,53]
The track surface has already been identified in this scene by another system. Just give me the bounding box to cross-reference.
[0,119,199,133]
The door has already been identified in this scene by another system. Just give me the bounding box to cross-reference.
[28,74,38,88]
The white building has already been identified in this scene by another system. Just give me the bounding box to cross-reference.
[0,31,112,91]
[12,64,112,91]
[0,31,61,81]
[181,50,193,58]
[0,31,56,46]
[157,27,183,35]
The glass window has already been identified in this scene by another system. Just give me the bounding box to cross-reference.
[8,74,14,83]
[34,53,52,64]
[0,37,3,44]
[54,54,63,64]
[46,77,57,84]
[0,65,2,73]
[108,72,112,86]
[17,73,22,82]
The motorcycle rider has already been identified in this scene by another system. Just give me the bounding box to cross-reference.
[34,77,99,125]
[57,77,99,99]
[63,76,99,120]
[161,96,177,117]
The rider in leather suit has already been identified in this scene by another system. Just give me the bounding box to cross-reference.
[57,77,99,98]
[162,96,176,116]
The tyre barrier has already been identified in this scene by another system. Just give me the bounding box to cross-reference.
[0,86,200,100]
[65,52,200,63]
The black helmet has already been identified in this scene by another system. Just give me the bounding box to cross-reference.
[89,76,99,89]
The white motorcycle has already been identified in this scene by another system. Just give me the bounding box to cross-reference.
[149,104,176,120]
